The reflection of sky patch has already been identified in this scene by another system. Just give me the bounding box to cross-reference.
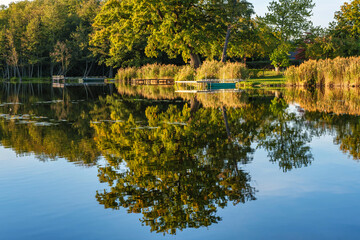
[247,135,360,199]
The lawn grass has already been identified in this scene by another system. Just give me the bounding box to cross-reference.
[239,70,286,88]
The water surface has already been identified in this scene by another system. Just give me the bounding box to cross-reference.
[1,83,360,239]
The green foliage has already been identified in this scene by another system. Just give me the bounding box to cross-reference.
[263,0,315,42]
[304,1,360,60]
[259,0,314,70]
[0,0,102,78]
[270,44,291,69]
[90,0,254,67]
[334,0,360,39]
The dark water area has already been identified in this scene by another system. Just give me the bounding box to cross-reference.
[1,83,360,239]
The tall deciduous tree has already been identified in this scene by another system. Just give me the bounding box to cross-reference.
[261,0,314,69]
[220,0,254,62]
[264,0,315,42]
[334,0,360,39]
[91,0,254,68]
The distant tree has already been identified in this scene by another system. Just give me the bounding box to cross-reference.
[261,0,315,69]
[270,43,291,71]
[50,41,71,75]
[220,0,254,62]
[304,1,360,59]
[333,0,360,39]
[264,0,315,42]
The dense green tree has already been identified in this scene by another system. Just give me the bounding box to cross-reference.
[0,0,102,78]
[263,0,315,42]
[261,0,314,68]
[304,1,360,59]
[334,0,360,39]
[90,0,254,68]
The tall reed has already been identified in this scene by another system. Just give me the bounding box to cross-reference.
[116,61,250,81]
[116,63,180,80]
[219,62,249,80]
[196,61,249,80]
[285,57,360,87]
[196,60,223,80]
[174,65,195,81]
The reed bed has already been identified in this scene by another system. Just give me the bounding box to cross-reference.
[117,63,180,81]
[116,84,177,100]
[174,65,196,81]
[284,88,360,115]
[116,61,250,82]
[285,57,360,87]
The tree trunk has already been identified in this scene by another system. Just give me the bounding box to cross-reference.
[16,65,22,82]
[190,52,201,69]
[190,96,200,117]
[221,25,232,63]
[222,106,231,139]
[109,67,113,78]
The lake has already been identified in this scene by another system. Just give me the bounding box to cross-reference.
[1,83,360,239]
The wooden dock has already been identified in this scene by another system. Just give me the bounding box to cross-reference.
[52,82,107,88]
[52,75,107,88]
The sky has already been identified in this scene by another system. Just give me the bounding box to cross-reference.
[0,0,346,27]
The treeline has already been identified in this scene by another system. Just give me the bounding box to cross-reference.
[0,0,105,79]
[1,0,359,80]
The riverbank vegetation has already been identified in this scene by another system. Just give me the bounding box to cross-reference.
[0,0,359,85]
[285,57,360,87]
[0,0,316,81]
[116,61,250,82]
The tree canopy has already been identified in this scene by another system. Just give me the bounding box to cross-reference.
[90,0,254,68]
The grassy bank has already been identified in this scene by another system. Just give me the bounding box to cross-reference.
[0,77,51,83]
[239,70,285,88]
[116,61,250,82]
[285,57,360,87]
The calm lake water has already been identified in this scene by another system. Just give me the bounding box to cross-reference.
[1,83,360,239]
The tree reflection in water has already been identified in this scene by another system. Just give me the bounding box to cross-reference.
[93,100,258,234]
[92,93,316,234]
[0,83,351,234]
[257,98,314,172]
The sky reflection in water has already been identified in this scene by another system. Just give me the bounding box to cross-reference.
[0,83,360,239]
